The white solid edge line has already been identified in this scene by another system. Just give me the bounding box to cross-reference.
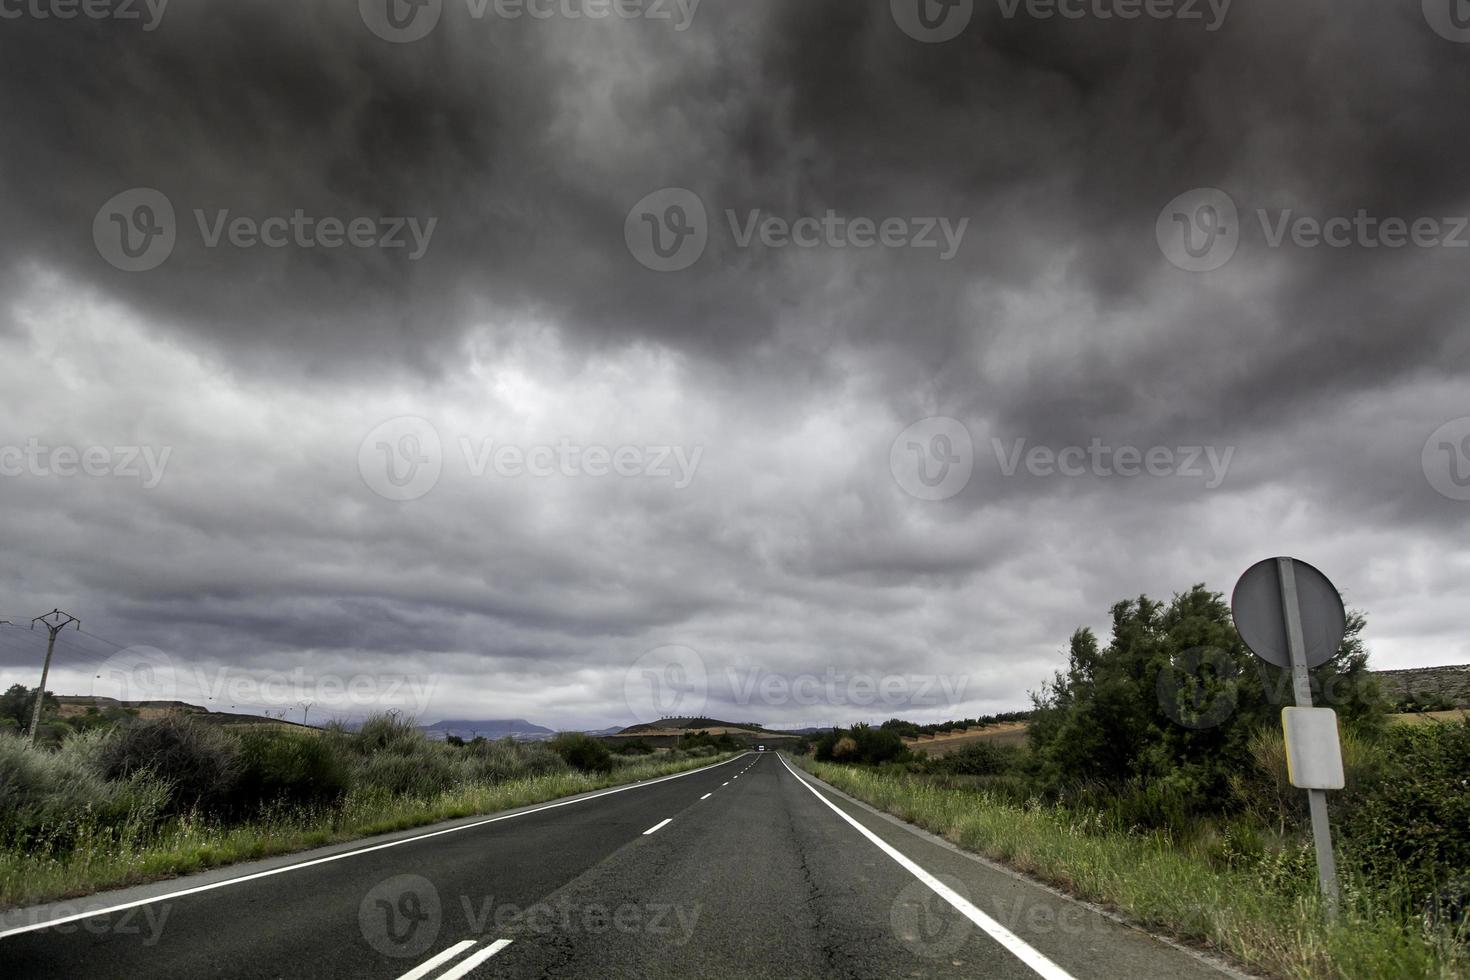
[435,939,513,980]
[700,793,712,800]
[394,939,478,980]
[642,818,673,836]
[0,753,750,940]
[778,755,1077,980]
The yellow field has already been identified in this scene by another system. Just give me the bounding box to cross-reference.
[1388,709,1468,725]
[902,721,1029,756]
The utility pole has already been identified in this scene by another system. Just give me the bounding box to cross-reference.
[299,699,314,726]
[27,609,79,747]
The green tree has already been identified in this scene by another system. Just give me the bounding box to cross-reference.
[814,723,909,765]
[0,685,58,729]
[1028,585,1383,814]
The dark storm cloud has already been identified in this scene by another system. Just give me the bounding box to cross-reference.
[2,0,1469,726]
[1,0,1464,394]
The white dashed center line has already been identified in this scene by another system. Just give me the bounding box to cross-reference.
[643,818,673,836]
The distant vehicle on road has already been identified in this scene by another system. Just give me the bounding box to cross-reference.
[757,744,766,751]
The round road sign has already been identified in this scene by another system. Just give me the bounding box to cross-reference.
[1231,557,1346,669]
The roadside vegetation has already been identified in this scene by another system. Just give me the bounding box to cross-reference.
[797,585,1469,980]
[0,685,136,744]
[0,711,734,909]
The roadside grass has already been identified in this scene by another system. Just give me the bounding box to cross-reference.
[0,752,737,910]
[791,757,1467,980]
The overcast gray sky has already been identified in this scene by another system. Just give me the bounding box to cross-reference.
[0,0,1467,730]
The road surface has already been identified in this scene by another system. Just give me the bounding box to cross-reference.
[0,752,1239,979]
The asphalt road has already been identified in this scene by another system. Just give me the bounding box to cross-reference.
[0,752,1239,980]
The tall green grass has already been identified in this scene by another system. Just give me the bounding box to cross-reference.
[792,757,1467,980]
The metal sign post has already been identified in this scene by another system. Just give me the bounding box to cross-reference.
[1232,557,1346,920]
[1275,558,1340,918]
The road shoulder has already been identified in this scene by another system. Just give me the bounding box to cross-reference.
[781,755,1258,980]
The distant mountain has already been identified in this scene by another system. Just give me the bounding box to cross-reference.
[616,717,789,736]
[419,719,555,741]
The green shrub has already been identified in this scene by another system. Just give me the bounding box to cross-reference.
[0,735,168,849]
[456,738,568,783]
[506,741,568,777]
[924,741,1019,776]
[1231,726,1390,835]
[815,724,909,765]
[550,732,614,773]
[614,739,655,755]
[232,730,351,812]
[1393,693,1455,713]
[354,713,424,755]
[675,744,716,759]
[1340,718,1470,907]
[93,714,239,815]
[355,749,457,798]
[677,730,741,752]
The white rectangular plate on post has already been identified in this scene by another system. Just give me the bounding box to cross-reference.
[1282,707,1346,790]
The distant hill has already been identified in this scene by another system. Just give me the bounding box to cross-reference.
[617,717,787,736]
[1372,665,1470,710]
[53,695,315,731]
[418,719,555,741]
[904,722,1031,756]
